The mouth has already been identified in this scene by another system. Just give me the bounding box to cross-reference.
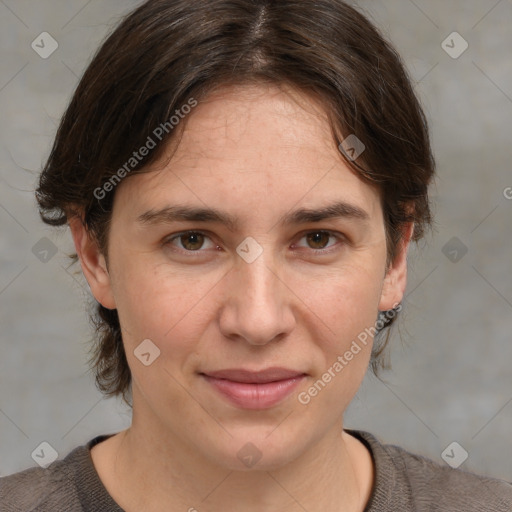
[199,367,307,410]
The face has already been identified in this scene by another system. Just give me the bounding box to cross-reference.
[72,83,410,471]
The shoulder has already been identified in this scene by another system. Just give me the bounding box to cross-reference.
[347,429,512,512]
[0,449,82,511]
[387,441,512,511]
[0,435,116,512]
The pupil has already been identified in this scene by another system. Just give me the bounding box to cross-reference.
[308,232,328,249]
[183,233,203,250]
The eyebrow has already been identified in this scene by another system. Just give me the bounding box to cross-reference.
[136,200,370,231]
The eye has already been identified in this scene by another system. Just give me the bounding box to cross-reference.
[294,231,344,252]
[165,231,217,252]
[163,229,345,256]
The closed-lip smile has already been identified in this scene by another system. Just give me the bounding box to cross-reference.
[200,367,307,409]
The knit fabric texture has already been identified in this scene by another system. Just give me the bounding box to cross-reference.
[1,429,511,511]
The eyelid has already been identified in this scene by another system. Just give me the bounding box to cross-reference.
[164,229,347,255]
[164,230,218,253]
[291,229,347,253]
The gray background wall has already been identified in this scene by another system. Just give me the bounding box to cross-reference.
[1,0,511,481]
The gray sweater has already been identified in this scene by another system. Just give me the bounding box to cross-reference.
[1,429,511,511]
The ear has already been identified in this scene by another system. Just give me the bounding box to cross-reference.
[68,215,116,310]
[378,222,414,311]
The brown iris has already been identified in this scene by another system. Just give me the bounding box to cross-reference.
[180,232,205,251]
[306,232,330,249]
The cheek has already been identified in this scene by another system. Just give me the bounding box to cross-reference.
[297,268,381,414]
[296,260,384,406]
[110,255,222,350]
[113,266,219,401]
[299,260,385,338]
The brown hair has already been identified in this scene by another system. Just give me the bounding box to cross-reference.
[36,0,435,405]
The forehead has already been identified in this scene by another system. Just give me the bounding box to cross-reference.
[169,83,336,169]
[114,83,382,224]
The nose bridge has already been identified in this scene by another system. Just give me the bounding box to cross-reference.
[220,236,294,345]
[236,238,280,310]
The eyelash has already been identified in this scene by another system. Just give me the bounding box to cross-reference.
[163,230,346,256]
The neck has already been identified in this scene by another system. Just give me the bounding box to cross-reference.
[92,407,373,512]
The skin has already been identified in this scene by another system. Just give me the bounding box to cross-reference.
[70,83,413,512]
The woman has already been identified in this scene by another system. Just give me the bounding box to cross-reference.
[2,0,511,510]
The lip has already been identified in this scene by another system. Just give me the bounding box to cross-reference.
[203,367,305,383]
[200,368,306,410]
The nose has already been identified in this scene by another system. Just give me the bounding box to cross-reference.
[218,245,296,346]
